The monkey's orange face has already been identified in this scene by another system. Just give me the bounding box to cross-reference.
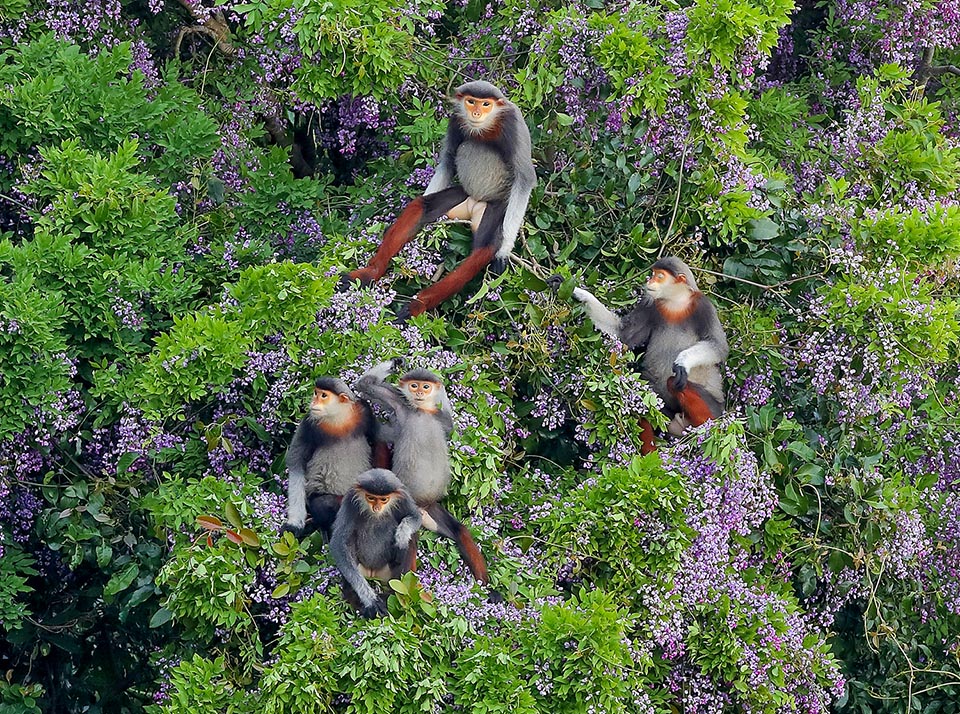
[310,388,346,418]
[402,380,437,409]
[364,492,395,513]
[645,269,683,300]
[459,95,499,127]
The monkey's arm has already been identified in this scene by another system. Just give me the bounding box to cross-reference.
[436,385,455,438]
[330,508,385,617]
[672,300,729,390]
[494,118,537,264]
[393,495,423,550]
[571,287,623,339]
[282,422,311,531]
[424,123,462,195]
[355,360,408,417]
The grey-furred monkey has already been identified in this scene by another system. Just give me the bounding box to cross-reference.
[551,256,728,454]
[342,80,536,319]
[330,468,422,618]
[281,375,385,541]
[354,359,498,595]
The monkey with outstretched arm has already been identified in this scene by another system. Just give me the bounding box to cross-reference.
[342,80,536,319]
[354,359,500,599]
[330,469,422,618]
[550,256,728,454]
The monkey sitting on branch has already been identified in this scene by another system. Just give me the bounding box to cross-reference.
[340,80,536,319]
[550,256,728,454]
[330,468,422,618]
[354,359,501,601]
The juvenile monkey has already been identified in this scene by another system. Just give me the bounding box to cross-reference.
[552,256,728,453]
[281,377,378,540]
[354,360,497,594]
[342,80,536,318]
[330,468,422,618]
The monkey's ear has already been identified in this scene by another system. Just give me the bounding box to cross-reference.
[675,273,687,283]
[337,393,351,403]
[495,98,506,106]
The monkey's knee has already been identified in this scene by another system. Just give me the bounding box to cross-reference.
[666,414,690,437]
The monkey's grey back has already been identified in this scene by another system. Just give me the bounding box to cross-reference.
[393,410,451,504]
[299,430,373,497]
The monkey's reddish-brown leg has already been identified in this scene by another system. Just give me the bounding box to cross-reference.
[424,503,490,583]
[347,187,469,285]
[668,378,720,427]
[348,198,425,284]
[640,418,657,455]
[401,532,418,573]
[404,245,497,317]
[372,441,392,469]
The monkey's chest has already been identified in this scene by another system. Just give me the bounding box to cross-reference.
[305,438,372,494]
[455,142,511,201]
[393,418,450,503]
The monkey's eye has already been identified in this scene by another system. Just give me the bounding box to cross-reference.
[482,101,491,107]
[421,384,432,392]
[408,382,419,390]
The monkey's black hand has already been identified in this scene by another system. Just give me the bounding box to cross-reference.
[545,274,563,292]
[490,256,509,276]
[672,364,689,392]
[486,588,505,604]
[360,600,388,619]
[336,273,354,292]
[388,356,404,371]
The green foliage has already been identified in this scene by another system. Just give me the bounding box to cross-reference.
[0,36,218,182]
[856,204,960,264]
[0,681,43,714]
[0,546,36,630]
[822,271,959,366]
[156,536,258,642]
[539,456,690,600]
[233,0,445,101]
[0,273,70,436]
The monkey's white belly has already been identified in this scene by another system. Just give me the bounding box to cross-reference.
[359,565,392,582]
[456,143,510,201]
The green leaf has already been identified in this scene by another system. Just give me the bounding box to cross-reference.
[225,501,243,529]
[149,607,174,628]
[104,563,139,598]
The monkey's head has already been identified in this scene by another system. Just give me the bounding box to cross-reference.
[645,257,699,302]
[354,468,406,516]
[399,368,443,412]
[454,81,506,135]
[310,377,357,421]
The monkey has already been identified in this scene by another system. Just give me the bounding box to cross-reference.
[354,359,500,597]
[281,376,380,541]
[341,80,537,319]
[550,256,728,454]
[330,468,422,618]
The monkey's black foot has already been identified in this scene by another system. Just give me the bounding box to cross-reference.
[388,356,405,371]
[486,588,505,604]
[545,274,563,292]
[670,365,689,392]
[359,600,388,619]
[490,256,509,276]
[279,523,304,540]
[393,298,425,324]
[337,272,373,292]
